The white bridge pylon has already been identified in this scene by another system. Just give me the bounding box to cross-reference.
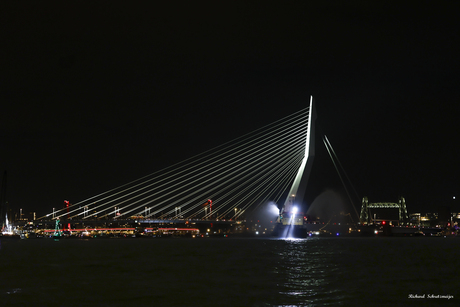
[40,97,316,221]
[281,96,316,216]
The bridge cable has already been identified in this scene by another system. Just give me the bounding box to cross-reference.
[323,135,360,221]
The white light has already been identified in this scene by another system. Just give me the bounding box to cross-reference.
[292,207,298,214]
[269,204,280,215]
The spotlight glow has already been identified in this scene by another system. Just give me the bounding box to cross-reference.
[270,204,280,215]
[292,207,298,214]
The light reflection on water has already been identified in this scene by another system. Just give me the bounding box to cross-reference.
[271,238,348,306]
[1,237,459,306]
[269,237,460,307]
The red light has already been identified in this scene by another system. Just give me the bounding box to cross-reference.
[382,221,386,225]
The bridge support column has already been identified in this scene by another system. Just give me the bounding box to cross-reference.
[280,96,316,217]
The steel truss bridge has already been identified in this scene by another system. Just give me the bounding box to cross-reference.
[39,97,317,226]
[360,196,409,224]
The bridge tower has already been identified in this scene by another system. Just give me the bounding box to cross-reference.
[280,96,316,223]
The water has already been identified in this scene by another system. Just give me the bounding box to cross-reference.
[0,237,458,306]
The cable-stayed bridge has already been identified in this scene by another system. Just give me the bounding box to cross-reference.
[38,97,316,229]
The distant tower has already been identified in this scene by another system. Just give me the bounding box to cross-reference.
[0,171,7,228]
[281,96,316,215]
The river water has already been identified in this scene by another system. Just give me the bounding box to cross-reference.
[0,237,458,306]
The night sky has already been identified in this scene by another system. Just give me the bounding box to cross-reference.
[1,2,459,218]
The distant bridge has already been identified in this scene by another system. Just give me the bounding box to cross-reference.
[360,196,409,224]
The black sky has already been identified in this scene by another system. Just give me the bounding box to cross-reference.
[1,1,459,217]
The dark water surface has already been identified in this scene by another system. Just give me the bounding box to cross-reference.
[0,237,458,306]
